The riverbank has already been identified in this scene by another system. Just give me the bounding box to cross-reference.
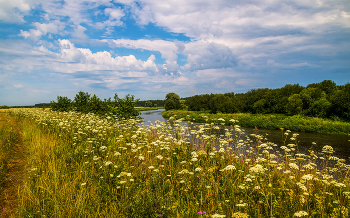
[3,108,349,217]
[162,110,350,135]
[135,107,163,112]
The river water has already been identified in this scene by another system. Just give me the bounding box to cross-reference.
[140,109,350,163]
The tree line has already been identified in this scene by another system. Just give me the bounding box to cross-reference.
[136,100,165,107]
[50,91,140,119]
[183,80,350,121]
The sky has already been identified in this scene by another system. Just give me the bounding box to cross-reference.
[0,0,350,106]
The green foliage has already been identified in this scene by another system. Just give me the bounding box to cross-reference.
[0,105,10,109]
[145,101,153,107]
[73,91,91,113]
[185,80,350,121]
[113,94,140,119]
[308,98,331,118]
[50,96,73,112]
[88,94,111,115]
[188,93,237,114]
[287,94,303,115]
[136,99,165,107]
[164,92,181,110]
[50,92,140,119]
[330,83,350,120]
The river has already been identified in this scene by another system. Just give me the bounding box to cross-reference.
[140,109,350,163]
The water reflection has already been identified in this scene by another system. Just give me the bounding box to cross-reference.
[140,109,350,163]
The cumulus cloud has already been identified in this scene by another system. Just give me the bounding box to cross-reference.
[34,20,67,36]
[18,20,67,40]
[105,38,180,73]
[56,39,158,73]
[182,42,237,71]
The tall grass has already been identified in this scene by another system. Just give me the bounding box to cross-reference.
[8,109,350,217]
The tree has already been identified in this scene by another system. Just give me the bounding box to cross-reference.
[287,94,303,115]
[308,98,331,118]
[88,94,111,115]
[114,94,140,119]
[0,105,10,109]
[330,83,350,120]
[50,96,72,112]
[145,101,153,107]
[164,92,181,110]
[253,99,267,114]
[73,91,91,113]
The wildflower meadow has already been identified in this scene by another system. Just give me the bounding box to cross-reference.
[5,109,350,217]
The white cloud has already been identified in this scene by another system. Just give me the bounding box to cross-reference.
[18,20,67,41]
[33,20,67,36]
[14,84,24,88]
[56,39,158,73]
[105,8,125,21]
[0,0,31,23]
[181,41,237,71]
[106,38,180,72]
[71,25,89,41]
[18,29,43,40]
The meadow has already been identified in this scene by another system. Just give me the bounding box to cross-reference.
[1,108,350,217]
[162,110,350,135]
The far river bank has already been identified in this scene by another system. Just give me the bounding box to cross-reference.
[162,110,350,135]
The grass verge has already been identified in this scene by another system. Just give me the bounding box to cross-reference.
[136,107,163,112]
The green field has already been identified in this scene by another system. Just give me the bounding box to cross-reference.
[0,108,349,217]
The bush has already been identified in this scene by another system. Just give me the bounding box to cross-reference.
[0,105,10,109]
[50,92,140,119]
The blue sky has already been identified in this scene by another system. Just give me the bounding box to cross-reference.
[0,0,349,106]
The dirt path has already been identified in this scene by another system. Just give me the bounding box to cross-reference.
[0,112,26,218]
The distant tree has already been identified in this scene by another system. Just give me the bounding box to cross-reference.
[88,94,111,115]
[253,99,267,114]
[188,94,210,111]
[0,105,10,109]
[164,92,181,110]
[73,91,91,113]
[145,101,153,107]
[307,80,337,99]
[319,80,337,98]
[287,94,303,115]
[50,96,72,112]
[308,98,331,118]
[114,94,140,119]
[330,83,350,120]
[300,88,327,113]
